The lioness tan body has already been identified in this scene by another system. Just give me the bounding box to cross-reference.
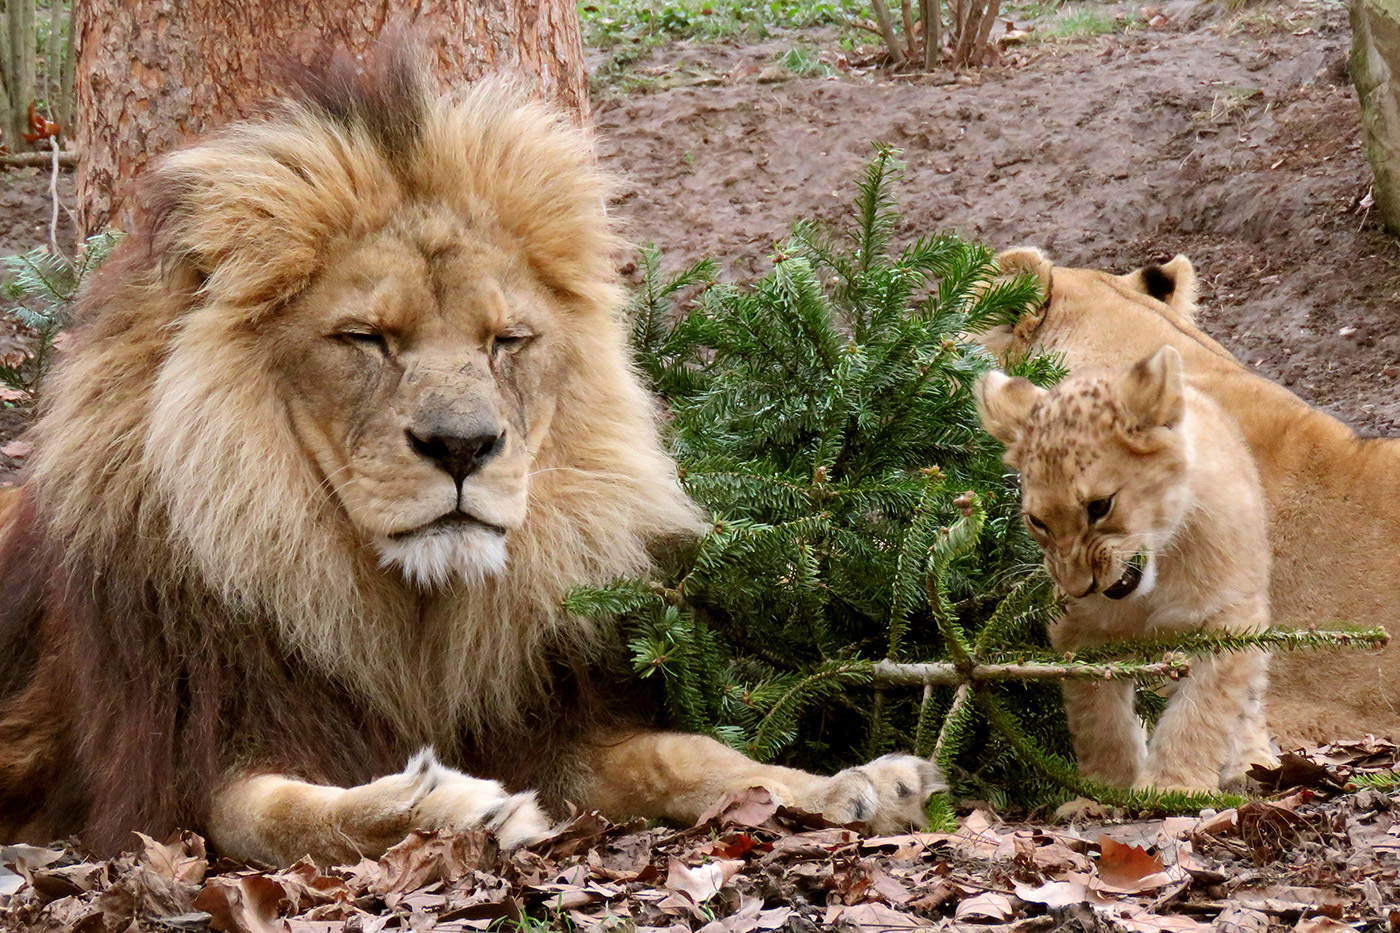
[977,347,1276,790]
[980,248,1400,747]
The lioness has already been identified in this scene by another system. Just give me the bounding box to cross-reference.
[979,247,1400,747]
[977,346,1277,790]
[0,51,942,866]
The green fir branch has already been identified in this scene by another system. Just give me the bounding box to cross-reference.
[975,690,1246,812]
[1060,626,1389,664]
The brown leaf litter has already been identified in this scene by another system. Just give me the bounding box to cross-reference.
[1,742,1398,932]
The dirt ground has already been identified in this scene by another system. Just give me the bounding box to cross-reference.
[0,0,1393,466]
[594,0,1400,435]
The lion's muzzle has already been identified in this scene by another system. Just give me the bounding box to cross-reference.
[407,423,504,485]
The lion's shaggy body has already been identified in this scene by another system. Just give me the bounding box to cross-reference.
[980,249,1400,747]
[0,60,700,853]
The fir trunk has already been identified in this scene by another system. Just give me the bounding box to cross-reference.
[72,0,589,237]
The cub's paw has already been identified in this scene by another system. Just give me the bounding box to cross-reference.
[817,754,946,834]
[1220,748,1281,792]
[1132,772,1219,795]
[408,749,553,849]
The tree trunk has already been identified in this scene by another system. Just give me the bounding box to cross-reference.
[4,0,36,153]
[72,0,589,238]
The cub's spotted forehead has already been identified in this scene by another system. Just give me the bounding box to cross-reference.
[1018,375,1122,480]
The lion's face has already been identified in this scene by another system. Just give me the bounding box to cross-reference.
[270,206,565,587]
[976,347,1190,600]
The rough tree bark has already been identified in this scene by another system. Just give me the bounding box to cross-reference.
[72,0,589,238]
[3,0,37,153]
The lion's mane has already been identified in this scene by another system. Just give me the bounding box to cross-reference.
[0,50,700,853]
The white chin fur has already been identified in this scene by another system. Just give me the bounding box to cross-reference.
[375,526,509,589]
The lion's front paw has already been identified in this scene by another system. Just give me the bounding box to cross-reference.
[408,749,553,848]
[816,754,946,834]
[332,749,445,854]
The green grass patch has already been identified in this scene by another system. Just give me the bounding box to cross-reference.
[776,45,834,76]
[581,0,860,96]
[1043,4,1140,39]
[579,0,865,48]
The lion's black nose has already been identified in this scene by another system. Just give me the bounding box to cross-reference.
[408,426,503,484]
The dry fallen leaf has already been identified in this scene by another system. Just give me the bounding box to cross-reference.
[0,866,22,897]
[664,857,742,902]
[137,831,209,886]
[1107,901,1213,933]
[1095,836,1174,893]
[373,830,492,903]
[951,809,1002,859]
[194,875,286,933]
[0,439,33,459]
[1014,876,1090,907]
[955,891,1016,922]
[1295,920,1358,933]
[696,786,780,828]
[826,901,935,929]
[1215,907,1270,933]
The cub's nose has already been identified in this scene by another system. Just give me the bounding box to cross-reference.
[408,427,503,484]
[1047,559,1097,600]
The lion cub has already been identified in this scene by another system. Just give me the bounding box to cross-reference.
[975,345,1278,792]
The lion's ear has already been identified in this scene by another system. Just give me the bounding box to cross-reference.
[1121,255,1197,318]
[975,370,1045,450]
[994,246,1053,298]
[976,247,1053,362]
[1117,345,1185,434]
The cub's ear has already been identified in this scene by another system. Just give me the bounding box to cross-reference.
[975,370,1046,448]
[994,246,1054,298]
[1121,255,1197,318]
[1117,345,1185,433]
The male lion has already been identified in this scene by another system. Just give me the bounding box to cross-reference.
[977,346,1277,790]
[978,247,1400,748]
[0,52,941,866]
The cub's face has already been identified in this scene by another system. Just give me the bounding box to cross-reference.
[975,347,1190,601]
[266,206,569,587]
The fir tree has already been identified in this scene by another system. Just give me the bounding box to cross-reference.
[570,145,1082,799]
[0,234,121,413]
[566,147,1387,812]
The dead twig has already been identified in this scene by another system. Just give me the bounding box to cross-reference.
[871,656,1192,685]
[0,150,75,167]
[46,136,60,254]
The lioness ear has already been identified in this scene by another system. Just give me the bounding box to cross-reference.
[995,246,1054,299]
[977,248,1054,362]
[1122,255,1197,319]
[975,370,1046,448]
[1117,345,1184,432]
